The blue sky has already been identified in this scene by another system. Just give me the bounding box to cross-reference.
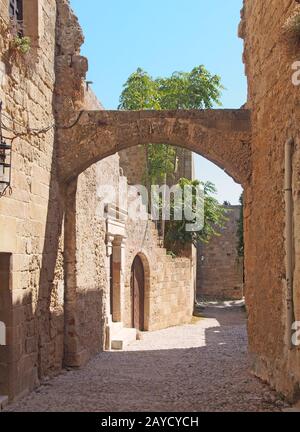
[70,0,246,204]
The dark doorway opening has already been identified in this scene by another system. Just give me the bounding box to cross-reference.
[131,255,145,331]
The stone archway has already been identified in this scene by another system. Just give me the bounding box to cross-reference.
[57,109,252,186]
[61,108,252,366]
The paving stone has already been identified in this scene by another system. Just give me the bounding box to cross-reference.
[5,304,290,412]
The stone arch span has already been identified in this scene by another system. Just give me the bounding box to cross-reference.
[57,109,252,186]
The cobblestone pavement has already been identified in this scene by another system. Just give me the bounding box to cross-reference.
[6,303,290,412]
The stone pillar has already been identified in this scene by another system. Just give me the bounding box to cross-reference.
[112,236,126,323]
[105,234,114,317]
[63,179,88,367]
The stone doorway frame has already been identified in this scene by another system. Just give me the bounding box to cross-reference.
[132,252,151,332]
[105,204,128,324]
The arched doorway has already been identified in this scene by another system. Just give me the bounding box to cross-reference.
[131,255,145,331]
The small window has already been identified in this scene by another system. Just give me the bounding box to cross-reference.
[10,0,43,47]
[9,0,24,36]
[9,0,23,22]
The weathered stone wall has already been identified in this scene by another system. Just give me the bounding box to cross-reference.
[0,0,61,399]
[54,0,118,368]
[241,0,300,399]
[119,145,193,186]
[72,100,116,365]
[123,209,194,331]
[0,0,119,398]
[119,146,146,185]
[197,206,244,301]
[5,0,300,405]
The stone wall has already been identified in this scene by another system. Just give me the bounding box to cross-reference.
[123,202,194,332]
[119,145,194,186]
[69,87,118,365]
[241,0,300,400]
[0,0,195,400]
[0,0,119,398]
[197,206,244,301]
[118,144,195,329]
[0,0,60,399]
[6,0,300,405]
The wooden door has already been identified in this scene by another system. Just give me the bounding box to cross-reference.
[131,256,145,330]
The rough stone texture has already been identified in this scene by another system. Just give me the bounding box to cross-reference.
[0,0,60,399]
[1,0,300,407]
[54,1,193,368]
[4,304,290,412]
[123,219,193,331]
[119,145,194,186]
[240,0,300,400]
[118,146,147,185]
[57,109,252,186]
[197,206,244,300]
[0,0,195,399]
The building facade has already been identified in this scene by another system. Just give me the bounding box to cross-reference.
[0,0,194,401]
[0,0,300,405]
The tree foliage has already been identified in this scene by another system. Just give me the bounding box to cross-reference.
[165,178,228,249]
[119,66,224,186]
[119,66,223,111]
[119,66,226,251]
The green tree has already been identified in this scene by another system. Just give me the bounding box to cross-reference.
[164,179,228,250]
[119,66,224,185]
[119,66,226,252]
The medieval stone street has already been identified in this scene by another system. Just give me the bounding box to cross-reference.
[5,303,289,412]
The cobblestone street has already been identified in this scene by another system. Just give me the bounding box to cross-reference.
[5,303,289,412]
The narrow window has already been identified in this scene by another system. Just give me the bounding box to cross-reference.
[9,0,23,22]
[9,0,24,36]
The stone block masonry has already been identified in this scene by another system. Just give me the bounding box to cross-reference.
[240,0,300,400]
[0,0,59,399]
[0,0,299,406]
[0,0,195,399]
[197,206,244,301]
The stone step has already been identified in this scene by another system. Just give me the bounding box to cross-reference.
[111,327,137,350]
[109,321,123,334]
[0,396,8,411]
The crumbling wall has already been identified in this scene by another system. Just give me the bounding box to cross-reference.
[197,206,244,301]
[241,0,300,400]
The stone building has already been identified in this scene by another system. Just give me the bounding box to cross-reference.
[197,205,244,301]
[0,0,300,406]
[0,0,194,401]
